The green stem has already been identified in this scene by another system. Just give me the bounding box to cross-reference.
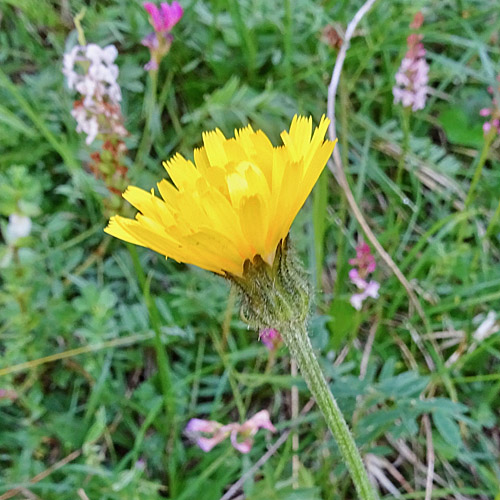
[282,322,375,500]
[283,0,293,92]
[484,198,500,240]
[227,0,257,80]
[457,129,495,244]
[134,69,158,170]
[396,107,410,187]
[463,129,495,209]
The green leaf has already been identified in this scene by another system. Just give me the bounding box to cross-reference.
[438,108,484,148]
[433,412,461,449]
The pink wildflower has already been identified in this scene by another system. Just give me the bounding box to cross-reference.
[393,13,429,111]
[185,410,276,454]
[142,2,183,71]
[480,78,500,136]
[349,242,379,311]
[144,2,183,32]
[348,242,376,274]
[0,389,17,401]
[259,328,282,351]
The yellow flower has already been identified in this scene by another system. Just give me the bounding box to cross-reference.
[105,115,336,277]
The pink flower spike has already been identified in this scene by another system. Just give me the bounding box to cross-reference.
[479,108,491,117]
[161,1,183,30]
[483,122,492,133]
[144,2,163,32]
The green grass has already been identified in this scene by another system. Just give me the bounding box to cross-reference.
[1,0,500,499]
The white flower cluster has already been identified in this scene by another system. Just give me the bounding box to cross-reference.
[63,44,126,144]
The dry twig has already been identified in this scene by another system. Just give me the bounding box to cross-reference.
[422,414,435,500]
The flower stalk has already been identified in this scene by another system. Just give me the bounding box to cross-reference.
[230,239,376,500]
[281,321,375,500]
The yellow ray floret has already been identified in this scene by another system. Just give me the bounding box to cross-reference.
[105,115,337,277]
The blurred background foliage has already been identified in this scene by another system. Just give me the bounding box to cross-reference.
[1,0,500,499]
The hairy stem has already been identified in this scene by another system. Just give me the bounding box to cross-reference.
[282,322,376,500]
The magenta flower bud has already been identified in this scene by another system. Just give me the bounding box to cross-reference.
[260,328,282,350]
[479,108,492,117]
[144,1,183,33]
[160,1,184,31]
[143,3,163,32]
[483,121,492,133]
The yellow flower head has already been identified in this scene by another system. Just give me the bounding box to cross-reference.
[105,115,336,277]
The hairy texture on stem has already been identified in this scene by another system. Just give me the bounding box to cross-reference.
[281,322,376,500]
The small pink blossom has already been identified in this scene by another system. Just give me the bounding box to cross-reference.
[480,77,500,137]
[142,2,183,70]
[348,242,376,274]
[259,328,282,350]
[349,242,379,310]
[350,281,380,311]
[144,2,183,32]
[0,389,17,401]
[185,410,276,454]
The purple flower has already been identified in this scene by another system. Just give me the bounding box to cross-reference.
[348,242,376,274]
[230,410,276,454]
[480,78,500,136]
[185,418,235,452]
[349,243,379,310]
[142,2,183,70]
[350,279,380,311]
[259,328,282,350]
[0,389,17,400]
[144,2,183,33]
[185,410,276,454]
[393,18,429,112]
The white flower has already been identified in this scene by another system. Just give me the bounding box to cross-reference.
[5,214,32,244]
[102,44,118,64]
[350,281,380,311]
[62,43,126,145]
